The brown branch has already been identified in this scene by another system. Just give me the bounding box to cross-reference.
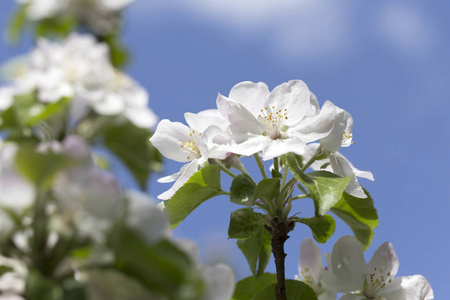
[269,217,293,300]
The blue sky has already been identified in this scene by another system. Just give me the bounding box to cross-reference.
[1,0,449,297]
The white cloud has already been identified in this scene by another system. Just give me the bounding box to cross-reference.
[128,0,354,63]
[128,0,437,62]
[375,3,436,58]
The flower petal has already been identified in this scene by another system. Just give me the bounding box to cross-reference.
[293,100,337,143]
[320,103,353,152]
[328,236,366,292]
[228,81,270,116]
[261,136,306,160]
[185,109,227,132]
[265,80,312,126]
[365,242,399,281]
[200,264,235,300]
[299,238,323,285]
[216,94,264,143]
[382,275,434,300]
[329,152,367,198]
[157,160,199,200]
[150,119,196,163]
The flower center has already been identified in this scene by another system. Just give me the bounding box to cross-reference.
[341,131,353,147]
[363,267,394,299]
[178,130,201,160]
[258,105,288,140]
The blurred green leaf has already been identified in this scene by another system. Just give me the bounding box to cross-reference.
[237,227,271,276]
[107,224,205,300]
[228,208,265,239]
[295,215,336,243]
[252,279,318,300]
[25,269,63,300]
[163,165,225,229]
[0,265,14,276]
[230,174,256,206]
[331,190,378,250]
[15,144,79,188]
[232,273,277,300]
[6,4,28,44]
[103,121,162,189]
[100,33,129,68]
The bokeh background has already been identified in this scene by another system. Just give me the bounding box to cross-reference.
[1,0,448,297]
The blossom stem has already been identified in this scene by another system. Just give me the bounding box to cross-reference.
[280,165,289,188]
[253,154,268,179]
[301,155,317,172]
[273,157,279,173]
[214,160,236,178]
[267,217,293,300]
[292,194,310,200]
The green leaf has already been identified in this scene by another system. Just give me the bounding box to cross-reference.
[35,16,76,37]
[6,4,28,43]
[230,174,256,206]
[26,97,70,126]
[296,215,336,243]
[252,280,318,300]
[100,33,129,68]
[15,144,79,188]
[331,190,378,250]
[283,153,352,216]
[237,227,271,276]
[25,269,64,300]
[0,265,14,276]
[253,178,280,202]
[228,208,265,239]
[163,165,224,228]
[107,224,205,300]
[103,121,162,189]
[232,273,277,300]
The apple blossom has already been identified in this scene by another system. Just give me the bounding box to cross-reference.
[321,236,434,300]
[125,190,171,244]
[0,143,35,211]
[216,80,337,160]
[0,255,27,299]
[296,238,336,300]
[16,0,134,35]
[150,110,229,200]
[174,239,235,300]
[0,34,157,128]
[301,102,373,198]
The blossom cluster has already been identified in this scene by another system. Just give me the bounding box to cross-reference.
[0,137,234,299]
[297,236,434,300]
[0,33,157,129]
[16,0,134,35]
[151,80,373,199]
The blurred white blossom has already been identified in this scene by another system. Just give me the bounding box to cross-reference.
[17,0,134,34]
[0,34,157,129]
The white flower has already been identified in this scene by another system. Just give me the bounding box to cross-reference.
[2,34,157,129]
[17,0,134,34]
[322,236,434,300]
[216,80,336,160]
[0,255,27,298]
[174,239,235,300]
[0,143,35,211]
[296,238,336,300]
[150,110,229,200]
[125,190,171,244]
[53,167,125,243]
[304,143,374,198]
[303,102,373,198]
